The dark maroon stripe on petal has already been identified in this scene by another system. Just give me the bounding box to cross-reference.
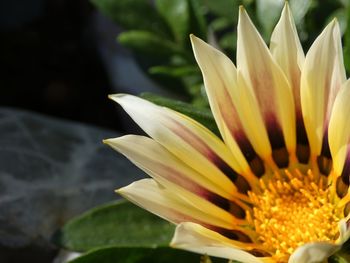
[212,227,252,243]
[217,91,265,177]
[169,118,252,193]
[320,129,332,158]
[341,145,350,185]
[160,164,240,214]
[265,113,289,168]
[344,202,350,217]
[210,155,251,194]
[265,113,285,149]
[336,176,348,198]
[296,112,310,163]
[205,192,231,211]
[234,131,265,177]
[318,128,332,176]
[229,201,246,219]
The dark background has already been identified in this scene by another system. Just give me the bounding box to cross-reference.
[0,0,126,131]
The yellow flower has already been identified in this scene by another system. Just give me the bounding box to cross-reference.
[104,3,350,263]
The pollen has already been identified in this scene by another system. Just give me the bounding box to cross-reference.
[248,169,341,262]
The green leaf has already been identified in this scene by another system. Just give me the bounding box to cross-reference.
[188,0,208,40]
[90,0,170,36]
[118,31,185,58]
[344,5,350,74]
[155,0,207,45]
[54,200,175,252]
[149,65,200,77]
[289,0,312,25]
[140,93,219,136]
[329,253,350,263]
[326,8,347,35]
[155,0,190,45]
[197,0,239,21]
[256,0,284,39]
[69,247,228,263]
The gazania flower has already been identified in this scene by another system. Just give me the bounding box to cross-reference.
[104,3,350,263]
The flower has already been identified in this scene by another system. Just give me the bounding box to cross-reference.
[104,3,350,263]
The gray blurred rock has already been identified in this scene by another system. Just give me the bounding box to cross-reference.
[0,108,143,262]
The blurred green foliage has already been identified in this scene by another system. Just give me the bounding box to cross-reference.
[92,0,350,108]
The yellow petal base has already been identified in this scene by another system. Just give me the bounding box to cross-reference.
[247,170,341,262]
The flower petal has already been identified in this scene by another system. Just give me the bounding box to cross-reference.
[106,135,251,212]
[288,242,340,263]
[171,222,271,263]
[117,179,238,229]
[329,79,350,177]
[190,35,268,176]
[237,6,296,167]
[270,2,304,89]
[270,3,308,163]
[301,19,346,158]
[109,94,254,193]
[338,218,350,243]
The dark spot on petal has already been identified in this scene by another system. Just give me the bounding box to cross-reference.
[296,112,310,163]
[230,202,246,219]
[296,144,310,164]
[250,249,272,257]
[317,156,332,176]
[249,156,265,177]
[266,113,285,149]
[234,175,251,194]
[207,194,230,211]
[272,148,289,168]
[344,202,350,217]
[341,149,350,185]
[218,229,252,243]
[336,176,348,198]
[265,113,289,168]
[321,129,332,159]
[211,156,251,194]
[317,129,332,176]
[233,131,265,177]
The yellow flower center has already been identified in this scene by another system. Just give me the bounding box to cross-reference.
[248,169,341,262]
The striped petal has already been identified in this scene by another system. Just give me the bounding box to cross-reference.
[105,135,250,204]
[109,94,254,193]
[300,19,346,159]
[190,35,269,175]
[171,222,271,263]
[329,79,350,177]
[118,179,241,229]
[237,7,296,167]
[270,2,304,91]
[270,3,308,163]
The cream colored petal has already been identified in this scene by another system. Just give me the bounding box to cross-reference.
[107,135,249,228]
[171,222,269,263]
[270,2,304,116]
[118,179,237,229]
[329,80,350,176]
[289,242,340,263]
[301,19,346,157]
[237,7,296,160]
[109,94,252,193]
[236,71,272,160]
[190,35,270,164]
[338,218,350,243]
[105,135,240,201]
[289,217,350,263]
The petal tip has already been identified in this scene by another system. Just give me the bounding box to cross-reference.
[108,93,127,103]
